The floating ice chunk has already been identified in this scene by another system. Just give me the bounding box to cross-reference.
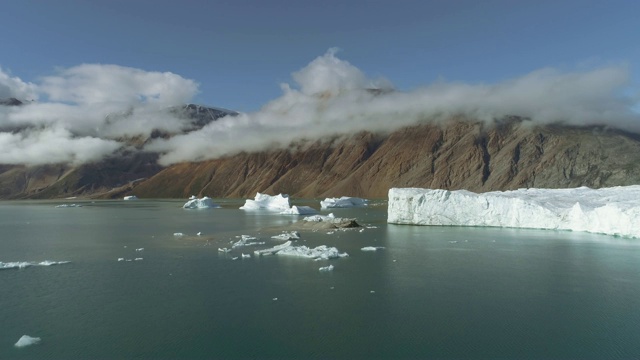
[1,261,70,270]
[197,232,202,236]
[232,257,239,260]
[319,264,334,272]
[254,241,293,256]
[189,195,197,200]
[135,248,144,252]
[388,186,640,238]
[271,231,300,240]
[218,247,231,253]
[183,196,219,209]
[55,203,82,208]
[232,235,265,248]
[173,233,184,237]
[117,258,124,262]
[274,245,349,260]
[134,258,143,261]
[272,298,278,301]
[242,253,251,259]
[240,193,291,211]
[320,196,368,209]
[14,335,41,348]
[123,195,138,200]
[303,213,336,222]
[279,205,318,215]
[361,246,385,251]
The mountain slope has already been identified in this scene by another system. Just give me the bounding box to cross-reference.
[128,119,640,199]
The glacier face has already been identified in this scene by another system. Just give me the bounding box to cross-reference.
[387,186,640,238]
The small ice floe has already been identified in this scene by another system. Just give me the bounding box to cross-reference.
[279,205,318,215]
[257,243,349,261]
[359,229,365,233]
[135,248,144,252]
[1,261,70,270]
[361,246,385,252]
[197,232,202,236]
[123,195,138,200]
[117,258,124,262]
[370,290,376,294]
[302,213,360,229]
[272,297,278,301]
[320,196,368,209]
[319,264,334,272]
[242,253,251,259]
[326,231,335,235]
[55,203,82,208]
[271,231,300,240]
[183,196,219,209]
[232,235,265,248]
[134,258,143,261]
[240,193,291,212]
[218,247,231,253]
[173,233,185,237]
[14,335,41,348]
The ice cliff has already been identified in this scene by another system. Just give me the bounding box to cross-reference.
[387,186,640,238]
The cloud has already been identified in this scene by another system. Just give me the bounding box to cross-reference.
[2,50,639,167]
[0,64,199,165]
[0,126,121,165]
[147,49,640,165]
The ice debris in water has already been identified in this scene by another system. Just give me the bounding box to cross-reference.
[135,248,144,252]
[173,233,185,237]
[254,241,348,260]
[361,246,385,251]
[55,203,82,208]
[1,261,70,270]
[320,196,368,209]
[242,253,251,259]
[388,186,640,238]
[271,231,300,240]
[232,235,265,248]
[117,258,124,262]
[319,264,334,272]
[189,195,197,200]
[183,196,219,209]
[123,195,138,200]
[303,213,336,222]
[14,335,41,348]
[218,247,231,253]
[279,205,318,215]
[134,258,143,261]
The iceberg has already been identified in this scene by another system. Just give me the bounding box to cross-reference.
[279,205,318,215]
[240,193,291,212]
[14,335,41,348]
[320,196,368,209]
[182,196,219,209]
[254,241,348,260]
[123,195,138,200]
[387,186,640,238]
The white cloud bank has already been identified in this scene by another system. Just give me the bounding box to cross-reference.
[1,49,638,166]
[147,49,639,165]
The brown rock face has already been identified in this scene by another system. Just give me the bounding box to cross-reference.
[130,119,640,199]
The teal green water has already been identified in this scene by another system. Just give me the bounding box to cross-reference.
[1,199,639,359]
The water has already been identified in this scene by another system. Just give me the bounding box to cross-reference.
[1,199,640,359]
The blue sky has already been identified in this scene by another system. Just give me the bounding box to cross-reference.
[1,0,639,112]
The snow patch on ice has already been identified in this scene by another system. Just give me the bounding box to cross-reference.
[183,196,219,209]
[321,196,368,209]
[14,335,41,348]
[388,186,640,238]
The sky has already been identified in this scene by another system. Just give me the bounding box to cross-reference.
[1,0,640,165]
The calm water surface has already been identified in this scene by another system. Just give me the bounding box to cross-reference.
[1,199,639,359]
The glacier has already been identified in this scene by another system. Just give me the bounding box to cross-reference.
[387,186,640,238]
[320,196,368,209]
